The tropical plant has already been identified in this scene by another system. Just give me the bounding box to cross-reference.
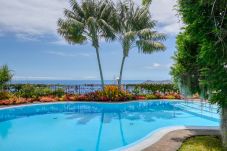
[129,83,179,94]
[113,0,166,90]
[17,84,36,99]
[170,32,200,97]
[172,0,227,148]
[142,0,152,6]
[57,0,116,90]
[0,65,13,91]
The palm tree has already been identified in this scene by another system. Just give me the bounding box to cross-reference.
[114,0,166,89]
[142,0,152,6]
[0,65,13,91]
[57,0,116,90]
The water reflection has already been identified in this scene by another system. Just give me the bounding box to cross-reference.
[0,101,179,122]
[0,121,12,139]
[0,101,218,124]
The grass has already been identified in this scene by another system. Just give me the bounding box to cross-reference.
[178,136,224,151]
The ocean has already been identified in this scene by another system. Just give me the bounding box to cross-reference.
[11,80,145,85]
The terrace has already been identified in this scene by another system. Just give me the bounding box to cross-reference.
[0,0,226,151]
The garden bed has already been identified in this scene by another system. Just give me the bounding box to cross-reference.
[0,85,181,106]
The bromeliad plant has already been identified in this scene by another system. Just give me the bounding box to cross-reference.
[98,85,134,101]
[81,86,134,102]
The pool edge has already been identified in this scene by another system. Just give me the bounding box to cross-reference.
[0,99,182,110]
[119,126,220,151]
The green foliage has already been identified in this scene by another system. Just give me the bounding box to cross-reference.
[170,32,200,96]
[114,0,166,88]
[0,65,13,91]
[33,87,52,98]
[16,85,65,99]
[58,0,116,47]
[171,0,227,107]
[129,84,178,94]
[179,136,224,151]
[52,88,65,97]
[17,84,35,98]
[0,92,11,100]
[132,87,140,96]
[142,0,152,6]
[57,0,117,89]
[145,94,158,99]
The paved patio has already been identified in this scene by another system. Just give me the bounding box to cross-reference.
[143,129,220,151]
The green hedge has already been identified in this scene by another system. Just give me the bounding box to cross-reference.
[126,83,179,93]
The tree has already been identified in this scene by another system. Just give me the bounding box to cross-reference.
[0,65,13,91]
[57,0,116,90]
[171,0,227,148]
[142,0,152,6]
[170,32,200,97]
[114,0,166,90]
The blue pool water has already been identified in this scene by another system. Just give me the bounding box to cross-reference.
[0,100,220,151]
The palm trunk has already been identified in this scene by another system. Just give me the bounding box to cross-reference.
[118,56,126,90]
[95,47,105,90]
[221,106,227,150]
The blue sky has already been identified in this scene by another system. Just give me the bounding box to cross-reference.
[0,0,182,81]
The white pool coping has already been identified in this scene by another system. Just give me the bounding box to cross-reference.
[119,126,220,151]
[0,99,183,110]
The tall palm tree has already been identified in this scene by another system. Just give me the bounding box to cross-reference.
[57,0,116,90]
[114,0,166,89]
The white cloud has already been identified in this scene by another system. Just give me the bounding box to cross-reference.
[150,0,183,35]
[144,63,172,70]
[0,0,182,40]
[14,76,65,80]
[15,33,40,41]
[51,38,69,45]
[0,0,69,36]
[14,75,97,80]
[45,50,92,57]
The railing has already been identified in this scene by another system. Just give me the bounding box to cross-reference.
[181,98,219,115]
[7,83,178,95]
[7,84,135,94]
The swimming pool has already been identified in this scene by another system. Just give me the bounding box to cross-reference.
[0,100,220,151]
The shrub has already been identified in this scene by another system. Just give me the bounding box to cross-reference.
[0,92,11,100]
[127,83,179,94]
[163,95,176,99]
[16,85,64,99]
[59,94,79,101]
[145,94,159,99]
[76,86,134,102]
[33,87,52,98]
[39,96,57,102]
[132,87,140,96]
[52,88,65,97]
[135,95,146,100]
[16,84,35,98]
[0,65,13,91]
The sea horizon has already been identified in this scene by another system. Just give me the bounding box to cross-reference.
[10,79,172,85]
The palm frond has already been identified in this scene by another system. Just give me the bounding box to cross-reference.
[69,0,85,18]
[99,19,116,40]
[57,18,86,44]
[138,29,166,41]
[136,40,166,54]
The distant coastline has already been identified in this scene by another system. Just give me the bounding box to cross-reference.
[10,80,172,85]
